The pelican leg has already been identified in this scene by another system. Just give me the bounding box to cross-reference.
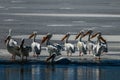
[88,50,93,55]
[102,52,107,54]
[51,54,56,63]
[91,50,93,55]
[79,51,81,56]
[21,55,23,61]
[25,56,27,61]
[13,55,16,61]
[50,53,52,56]
[67,52,69,56]
[99,56,101,60]
[37,54,39,58]
[11,55,13,60]
[87,51,89,55]
[95,57,100,61]
[70,53,72,56]
[89,50,91,54]
[67,50,69,56]
[33,53,36,57]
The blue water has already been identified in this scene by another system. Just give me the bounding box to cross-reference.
[0,64,120,80]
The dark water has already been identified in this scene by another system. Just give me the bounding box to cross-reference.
[0,64,120,80]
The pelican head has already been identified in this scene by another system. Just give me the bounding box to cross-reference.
[29,31,37,39]
[91,32,101,39]
[75,30,84,40]
[8,29,12,36]
[46,33,53,39]
[41,33,53,44]
[91,32,106,43]
[61,32,70,41]
[82,30,93,38]
[5,29,12,43]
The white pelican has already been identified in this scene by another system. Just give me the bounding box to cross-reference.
[19,39,32,60]
[82,30,95,55]
[75,31,87,56]
[29,31,41,57]
[5,35,20,60]
[41,33,62,56]
[91,32,108,60]
[5,29,20,60]
[61,32,75,56]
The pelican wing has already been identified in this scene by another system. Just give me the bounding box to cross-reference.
[9,39,18,46]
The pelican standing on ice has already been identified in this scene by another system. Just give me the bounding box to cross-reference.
[82,30,94,55]
[19,39,32,60]
[91,32,108,60]
[75,31,87,56]
[5,29,21,60]
[61,32,75,56]
[29,31,41,57]
[41,33,62,56]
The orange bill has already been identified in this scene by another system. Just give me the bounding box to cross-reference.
[75,32,81,40]
[91,32,99,39]
[82,31,89,38]
[61,34,68,41]
[29,33,35,39]
[41,36,48,44]
[100,36,106,43]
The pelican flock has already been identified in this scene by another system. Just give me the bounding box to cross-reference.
[4,29,108,61]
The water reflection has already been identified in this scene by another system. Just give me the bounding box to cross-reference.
[0,64,120,80]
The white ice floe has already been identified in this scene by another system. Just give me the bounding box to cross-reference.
[47,24,72,27]
[72,21,86,23]
[4,19,15,22]
[101,25,114,28]
[59,7,74,10]
[9,7,26,9]
[3,13,120,18]
[11,0,25,3]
